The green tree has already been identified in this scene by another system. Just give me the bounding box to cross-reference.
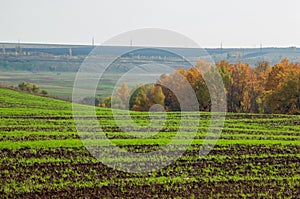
[40,90,48,95]
[130,84,151,111]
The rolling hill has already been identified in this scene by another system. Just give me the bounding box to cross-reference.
[0,87,299,197]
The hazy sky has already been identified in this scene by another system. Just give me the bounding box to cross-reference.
[1,0,300,47]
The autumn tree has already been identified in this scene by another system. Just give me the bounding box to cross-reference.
[264,59,300,114]
[216,60,233,92]
[112,82,130,109]
[223,62,252,112]
[251,61,270,113]
[149,85,165,107]
[100,59,300,114]
[158,73,181,111]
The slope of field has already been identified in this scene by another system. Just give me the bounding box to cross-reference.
[0,88,299,198]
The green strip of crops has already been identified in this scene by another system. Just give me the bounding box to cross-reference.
[0,139,299,149]
[0,131,299,143]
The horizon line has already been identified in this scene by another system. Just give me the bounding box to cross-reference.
[0,41,299,49]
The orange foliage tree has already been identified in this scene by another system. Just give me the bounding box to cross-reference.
[108,59,300,114]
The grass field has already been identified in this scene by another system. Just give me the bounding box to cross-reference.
[0,71,120,99]
[0,71,162,100]
[0,87,299,198]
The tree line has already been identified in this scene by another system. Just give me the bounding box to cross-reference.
[98,58,300,114]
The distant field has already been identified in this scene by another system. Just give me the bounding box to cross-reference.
[0,88,299,198]
[0,72,75,98]
[0,71,121,99]
[0,71,166,99]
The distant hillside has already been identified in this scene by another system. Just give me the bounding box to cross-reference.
[0,43,300,72]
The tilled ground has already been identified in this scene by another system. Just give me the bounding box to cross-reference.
[1,144,299,198]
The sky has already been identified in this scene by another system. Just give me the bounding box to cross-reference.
[1,0,300,48]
